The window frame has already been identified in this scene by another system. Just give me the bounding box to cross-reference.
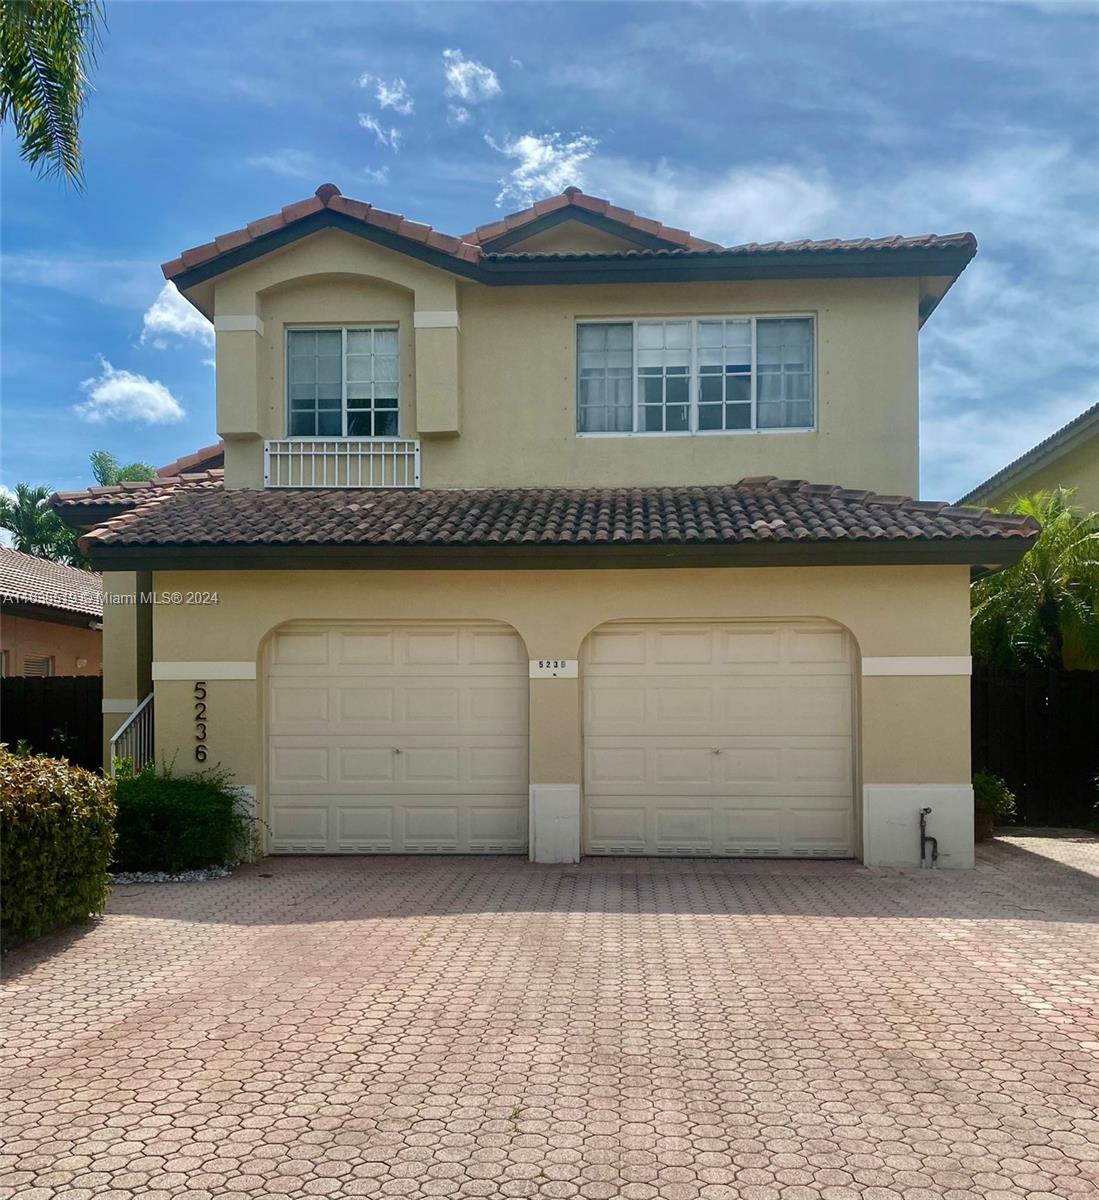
[285,324,401,440]
[575,314,817,438]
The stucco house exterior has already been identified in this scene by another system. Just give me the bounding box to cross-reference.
[958,401,1099,513]
[0,548,103,677]
[53,184,1037,868]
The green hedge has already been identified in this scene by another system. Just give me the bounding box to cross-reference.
[1,748,117,946]
[114,763,253,874]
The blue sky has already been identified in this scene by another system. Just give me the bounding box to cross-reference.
[2,1,1097,501]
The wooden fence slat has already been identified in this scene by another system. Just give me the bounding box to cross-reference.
[972,665,1098,828]
[0,676,103,771]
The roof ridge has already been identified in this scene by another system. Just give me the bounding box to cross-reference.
[461,187,722,252]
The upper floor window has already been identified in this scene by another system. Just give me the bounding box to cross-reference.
[577,316,813,435]
[288,327,399,437]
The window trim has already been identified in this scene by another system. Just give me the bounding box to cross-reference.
[575,313,817,438]
[285,324,401,440]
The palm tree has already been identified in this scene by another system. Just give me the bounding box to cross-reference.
[90,450,155,486]
[0,1,104,185]
[971,489,1099,669]
[0,482,81,562]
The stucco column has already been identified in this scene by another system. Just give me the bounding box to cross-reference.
[101,571,152,766]
[412,279,462,437]
[213,297,268,489]
[526,672,583,864]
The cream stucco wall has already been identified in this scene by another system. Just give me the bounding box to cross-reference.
[100,571,152,761]
[145,563,974,866]
[202,230,921,495]
[979,431,1099,515]
[0,613,102,676]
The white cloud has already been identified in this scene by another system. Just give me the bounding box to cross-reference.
[359,73,414,116]
[487,132,598,207]
[443,49,501,104]
[74,359,185,426]
[247,149,388,185]
[1,254,157,309]
[141,282,214,349]
[585,159,837,245]
[358,113,401,151]
[583,139,1098,500]
[447,105,471,127]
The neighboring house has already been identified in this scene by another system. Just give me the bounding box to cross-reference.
[52,183,1038,869]
[0,548,102,677]
[957,402,1099,512]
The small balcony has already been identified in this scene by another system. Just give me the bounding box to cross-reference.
[263,438,421,488]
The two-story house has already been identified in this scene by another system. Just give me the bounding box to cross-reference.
[53,184,1037,867]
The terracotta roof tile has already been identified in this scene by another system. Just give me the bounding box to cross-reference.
[50,471,224,512]
[0,547,102,618]
[77,476,1037,556]
[464,187,723,251]
[156,441,225,478]
[161,183,975,284]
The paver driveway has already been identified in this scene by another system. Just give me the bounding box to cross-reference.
[3,834,1098,1200]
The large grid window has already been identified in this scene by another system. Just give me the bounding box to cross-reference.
[288,327,399,437]
[576,316,813,434]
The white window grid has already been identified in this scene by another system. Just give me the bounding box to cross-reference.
[286,326,400,439]
[575,314,816,436]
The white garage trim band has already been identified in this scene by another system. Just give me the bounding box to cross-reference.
[153,662,258,680]
[861,656,971,676]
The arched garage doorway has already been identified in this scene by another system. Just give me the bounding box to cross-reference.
[581,620,857,857]
[265,620,528,854]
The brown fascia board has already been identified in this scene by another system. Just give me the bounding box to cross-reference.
[0,598,102,628]
[168,209,977,299]
[85,537,1031,574]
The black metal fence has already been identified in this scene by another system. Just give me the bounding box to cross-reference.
[0,676,103,772]
[971,666,1099,828]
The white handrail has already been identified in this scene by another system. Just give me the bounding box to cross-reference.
[109,692,154,776]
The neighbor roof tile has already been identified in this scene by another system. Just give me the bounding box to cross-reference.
[0,547,102,618]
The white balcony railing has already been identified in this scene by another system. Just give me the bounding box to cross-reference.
[264,438,421,488]
[109,693,154,777]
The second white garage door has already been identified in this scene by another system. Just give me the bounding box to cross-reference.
[583,621,856,857]
[267,622,528,854]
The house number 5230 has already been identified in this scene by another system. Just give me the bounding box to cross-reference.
[193,681,208,762]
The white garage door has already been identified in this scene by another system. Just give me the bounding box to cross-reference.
[267,622,528,854]
[583,622,855,857]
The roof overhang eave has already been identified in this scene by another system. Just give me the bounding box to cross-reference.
[85,536,1034,574]
[167,209,978,299]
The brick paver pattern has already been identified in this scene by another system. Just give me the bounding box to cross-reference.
[2,833,1098,1199]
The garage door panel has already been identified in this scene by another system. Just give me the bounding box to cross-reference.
[583,621,855,858]
[268,623,528,854]
[271,630,330,667]
[270,805,329,853]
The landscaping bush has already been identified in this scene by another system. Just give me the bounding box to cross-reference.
[973,771,1017,821]
[0,747,117,947]
[113,762,253,874]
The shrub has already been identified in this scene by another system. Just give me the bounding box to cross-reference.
[113,762,253,874]
[973,771,1017,821]
[0,747,117,947]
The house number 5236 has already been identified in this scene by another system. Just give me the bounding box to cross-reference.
[193,681,208,762]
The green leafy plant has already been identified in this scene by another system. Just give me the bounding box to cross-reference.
[0,746,116,946]
[0,481,84,564]
[970,489,1099,669]
[973,771,1017,821]
[113,761,253,874]
[89,450,156,486]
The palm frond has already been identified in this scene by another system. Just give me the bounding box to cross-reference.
[0,1,104,185]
